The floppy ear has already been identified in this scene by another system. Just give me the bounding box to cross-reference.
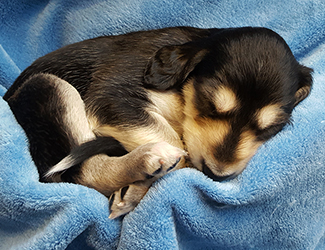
[294,65,313,107]
[144,44,207,90]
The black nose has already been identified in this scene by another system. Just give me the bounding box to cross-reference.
[202,160,235,182]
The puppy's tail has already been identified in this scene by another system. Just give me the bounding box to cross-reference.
[44,136,128,180]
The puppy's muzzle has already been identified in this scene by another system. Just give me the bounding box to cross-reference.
[201,160,236,182]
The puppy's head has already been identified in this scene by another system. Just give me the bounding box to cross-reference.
[145,27,313,181]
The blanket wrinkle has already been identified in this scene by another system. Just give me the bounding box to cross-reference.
[1,0,325,249]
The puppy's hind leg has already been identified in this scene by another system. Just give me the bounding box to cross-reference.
[6,73,96,180]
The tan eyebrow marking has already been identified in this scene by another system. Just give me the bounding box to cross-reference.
[214,86,238,113]
[256,104,284,130]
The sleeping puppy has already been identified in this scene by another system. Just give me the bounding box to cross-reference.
[4,26,312,219]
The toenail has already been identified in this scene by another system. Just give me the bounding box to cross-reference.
[117,202,125,207]
[167,157,181,172]
[152,166,163,175]
[145,173,154,179]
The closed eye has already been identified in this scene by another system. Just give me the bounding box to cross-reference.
[255,122,289,141]
[203,101,236,119]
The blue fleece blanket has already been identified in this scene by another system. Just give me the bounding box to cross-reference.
[1,0,325,249]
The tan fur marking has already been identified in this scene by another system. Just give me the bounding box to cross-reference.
[182,81,262,177]
[87,89,185,152]
[147,89,184,136]
[256,104,284,130]
[183,116,230,167]
[236,130,262,160]
[214,86,238,113]
[182,80,200,117]
[183,81,231,169]
[88,89,185,152]
[93,117,183,152]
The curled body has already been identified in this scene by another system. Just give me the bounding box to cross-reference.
[4,26,312,218]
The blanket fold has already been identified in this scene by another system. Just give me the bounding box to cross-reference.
[1,0,324,249]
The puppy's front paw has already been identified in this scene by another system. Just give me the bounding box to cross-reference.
[142,141,187,179]
[107,142,187,219]
[108,181,150,219]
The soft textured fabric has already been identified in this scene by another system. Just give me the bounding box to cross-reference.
[0,0,324,249]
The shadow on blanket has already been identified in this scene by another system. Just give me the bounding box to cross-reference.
[0,0,325,249]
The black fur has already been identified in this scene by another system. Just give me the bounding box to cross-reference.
[4,27,213,127]
[7,74,73,178]
[4,26,313,183]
